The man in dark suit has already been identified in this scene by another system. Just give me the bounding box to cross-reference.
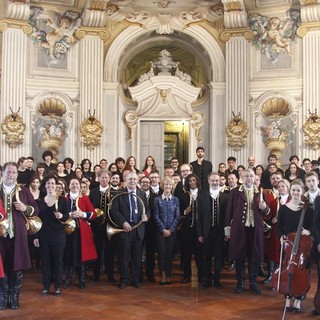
[110,171,150,289]
[190,147,212,191]
[197,172,228,289]
[141,170,163,282]
[89,170,118,282]
[225,169,268,295]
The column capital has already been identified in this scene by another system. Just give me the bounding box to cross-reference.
[297,21,320,37]
[0,18,32,35]
[75,26,109,41]
[220,27,253,42]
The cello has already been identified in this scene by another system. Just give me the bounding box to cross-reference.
[271,203,313,319]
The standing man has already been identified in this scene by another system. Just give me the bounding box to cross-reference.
[0,162,39,309]
[170,158,180,174]
[261,154,284,188]
[247,156,256,170]
[225,156,239,179]
[198,172,228,289]
[144,170,163,282]
[110,171,149,289]
[89,170,117,282]
[261,171,283,284]
[190,147,213,191]
[42,150,57,173]
[225,169,268,294]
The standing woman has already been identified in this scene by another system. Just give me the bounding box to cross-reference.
[142,156,157,177]
[28,175,42,270]
[64,178,97,289]
[154,176,180,285]
[36,163,46,182]
[277,179,313,312]
[262,179,290,284]
[179,174,204,284]
[123,156,140,174]
[34,174,69,296]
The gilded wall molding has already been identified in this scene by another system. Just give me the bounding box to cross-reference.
[75,27,109,41]
[303,110,320,150]
[297,22,320,38]
[0,18,33,35]
[1,108,26,149]
[80,111,103,151]
[225,112,249,151]
[220,28,253,42]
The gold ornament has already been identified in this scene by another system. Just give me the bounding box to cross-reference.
[303,109,320,150]
[225,111,249,151]
[80,110,103,151]
[1,107,26,148]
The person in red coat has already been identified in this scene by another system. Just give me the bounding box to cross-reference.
[225,169,269,295]
[0,162,39,310]
[262,174,289,284]
[64,178,97,289]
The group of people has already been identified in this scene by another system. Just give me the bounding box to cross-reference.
[0,148,320,316]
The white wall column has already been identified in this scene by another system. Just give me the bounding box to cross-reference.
[0,27,28,163]
[78,35,104,164]
[301,31,320,160]
[225,36,250,165]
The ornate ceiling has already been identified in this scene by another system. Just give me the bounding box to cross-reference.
[0,1,303,88]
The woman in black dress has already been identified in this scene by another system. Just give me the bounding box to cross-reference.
[277,179,313,312]
[34,174,69,296]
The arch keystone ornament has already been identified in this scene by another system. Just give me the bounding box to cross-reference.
[225,111,249,151]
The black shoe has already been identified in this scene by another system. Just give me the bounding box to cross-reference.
[119,281,127,289]
[312,309,320,316]
[261,273,272,285]
[181,277,191,284]
[160,281,166,285]
[235,282,245,294]
[54,288,61,297]
[131,282,142,288]
[286,307,293,312]
[249,283,262,294]
[41,289,49,296]
[78,281,85,289]
[293,307,301,313]
[214,280,222,289]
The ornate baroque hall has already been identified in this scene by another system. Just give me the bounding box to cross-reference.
[0,0,320,319]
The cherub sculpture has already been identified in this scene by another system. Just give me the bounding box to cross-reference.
[249,9,301,64]
[29,8,81,65]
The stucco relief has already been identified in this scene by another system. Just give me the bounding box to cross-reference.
[29,7,81,66]
[249,9,301,64]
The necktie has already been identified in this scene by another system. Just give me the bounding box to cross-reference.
[130,191,138,224]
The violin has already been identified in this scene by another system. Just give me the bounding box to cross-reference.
[271,204,313,297]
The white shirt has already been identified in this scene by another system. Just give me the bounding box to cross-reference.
[210,188,220,199]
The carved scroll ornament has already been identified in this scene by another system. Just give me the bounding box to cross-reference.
[225,112,249,151]
[124,110,138,142]
[80,110,103,151]
[191,112,204,142]
[1,107,26,148]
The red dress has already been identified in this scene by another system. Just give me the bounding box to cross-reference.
[264,190,289,263]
